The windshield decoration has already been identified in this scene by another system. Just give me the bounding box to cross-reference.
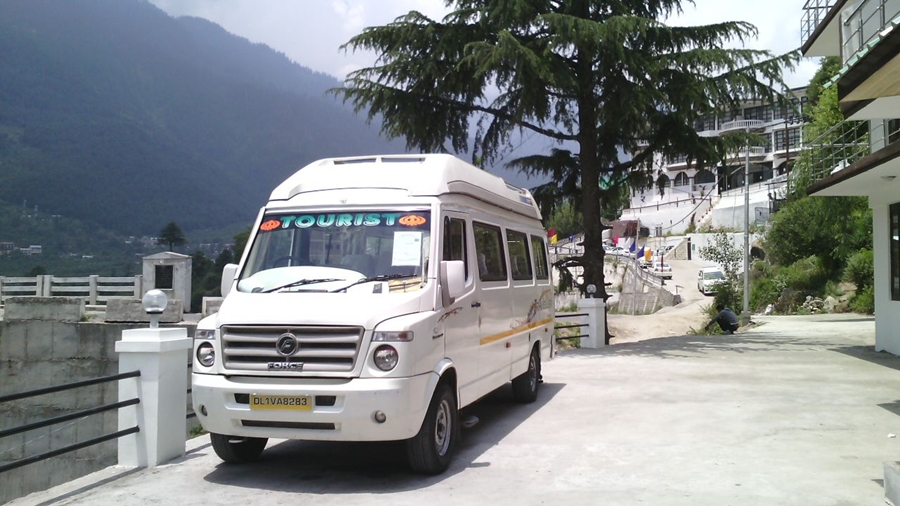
[258,213,429,232]
[239,210,432,294]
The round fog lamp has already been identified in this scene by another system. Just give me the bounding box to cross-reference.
[373,345,398,371]
[197,343,215,367]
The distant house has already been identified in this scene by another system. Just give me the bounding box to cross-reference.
[0,242,14,255]
[800,1,900,353]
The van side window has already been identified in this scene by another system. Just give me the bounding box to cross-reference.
[473,222,507,281]
[530,235,549,280]
[507,230,533,280]
[442,217,468,279]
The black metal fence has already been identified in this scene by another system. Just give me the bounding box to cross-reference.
[555,312,589,341]
[0,371,141,474]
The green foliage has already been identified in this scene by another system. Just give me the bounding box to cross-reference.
[336,0,796,304]
[805,57,841,109]
[233,227,251,261]
[766,196,871,271]
[850,284,875,314]
[0,1,401,235]
[158,222,187,252]
[844,248,873,290]
[698,232,741,286]
[546,201,583,239]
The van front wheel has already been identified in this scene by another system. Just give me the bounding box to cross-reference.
[210,433,267,463]
[407,382,458,474]
[512,346,541,403]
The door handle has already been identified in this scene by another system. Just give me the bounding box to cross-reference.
[471,302,481,308]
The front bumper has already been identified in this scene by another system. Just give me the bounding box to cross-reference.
[191,372,435,441]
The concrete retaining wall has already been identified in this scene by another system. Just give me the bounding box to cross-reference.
[0,298,196,504]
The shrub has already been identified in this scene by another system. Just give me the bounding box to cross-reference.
[780,256,830,296]
[844,248,874,291]
[850,284,875,314]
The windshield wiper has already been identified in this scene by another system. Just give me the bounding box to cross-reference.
[262,278,344,293]
[330,273,420,293]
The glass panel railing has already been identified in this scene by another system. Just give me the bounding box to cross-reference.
[803,118,900,187]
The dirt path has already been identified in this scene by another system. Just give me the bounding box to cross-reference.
[607,257,716,344]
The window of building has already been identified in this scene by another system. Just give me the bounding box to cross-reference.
[530,235,549,280]
[474,222,507,282]
[694,169,716,184]
[506,230,533,281]
[674,172,689,186]
[774,127,802,151]
[442,216,468,280]
[892,203,900,300]
[155,265,173,289]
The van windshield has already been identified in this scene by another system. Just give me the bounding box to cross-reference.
[703,271,724,280]
[237,210,431,294]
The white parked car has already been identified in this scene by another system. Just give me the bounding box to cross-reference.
[698,267,725,295]
[651,262,673,279]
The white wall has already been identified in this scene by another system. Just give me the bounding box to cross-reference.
[869,193,900,355]
[686,232,762,269]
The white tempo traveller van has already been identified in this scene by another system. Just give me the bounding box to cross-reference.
[191,154,555,474]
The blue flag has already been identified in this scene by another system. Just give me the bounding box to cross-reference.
[629,240,637,253]
[636,246,644,258]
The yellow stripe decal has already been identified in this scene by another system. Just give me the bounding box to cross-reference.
[479,317,554,346]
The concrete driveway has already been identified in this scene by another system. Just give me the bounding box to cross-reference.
[12,314,900,506]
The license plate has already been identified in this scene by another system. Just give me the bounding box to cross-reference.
[249,394,312,411]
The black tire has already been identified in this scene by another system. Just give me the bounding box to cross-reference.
[406,382,458,474]
[210,433,268,463]
[511,346,541,403]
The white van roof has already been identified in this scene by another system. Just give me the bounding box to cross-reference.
[269,154,542,220]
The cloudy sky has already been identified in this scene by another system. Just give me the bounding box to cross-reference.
[148,0,820,88]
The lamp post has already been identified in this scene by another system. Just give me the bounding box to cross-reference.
[142,289,168,328]
[742,125,751,325]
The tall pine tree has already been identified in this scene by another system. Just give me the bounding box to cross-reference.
[337,1,796,341]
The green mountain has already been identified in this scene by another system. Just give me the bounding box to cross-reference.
[0,0,404,237]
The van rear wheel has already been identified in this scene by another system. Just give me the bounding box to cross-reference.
[512,346,541,403]
[407,382,458,474]
[210,433,267,463]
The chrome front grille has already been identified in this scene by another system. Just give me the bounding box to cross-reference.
[221,325,363,373]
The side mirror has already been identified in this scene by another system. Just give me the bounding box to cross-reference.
[221,263,239,298]
[440,260,465,307]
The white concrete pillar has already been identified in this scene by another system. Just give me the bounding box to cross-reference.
[115,327,192,467]
[577,297,607,349]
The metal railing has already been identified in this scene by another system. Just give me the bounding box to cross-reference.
[803,119,900,185]
[555,312,588,341]
[801,0,837,47]
[0,371,141,474]
[842,0,900,61]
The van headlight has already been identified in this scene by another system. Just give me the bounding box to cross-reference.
[373,345,399,371]
[197,343,215,367]
[195,329,215,340]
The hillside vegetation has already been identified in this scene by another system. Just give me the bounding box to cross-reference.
[0,0,403,237]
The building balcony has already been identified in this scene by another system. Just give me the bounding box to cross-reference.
[800,0,844,57]
[718,119,766,134]
[725,146,768,161]
[806,118,900,196]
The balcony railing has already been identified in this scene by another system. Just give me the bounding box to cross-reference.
[718,119,766,133]
[801,0,836,48]
[727,146,767,159]
[805,119,900,185]
[842,0,900,62]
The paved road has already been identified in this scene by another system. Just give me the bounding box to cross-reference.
[12,314,898,506]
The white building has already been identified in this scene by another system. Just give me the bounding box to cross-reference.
[800,0,900,355]
[623,90,808,235]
